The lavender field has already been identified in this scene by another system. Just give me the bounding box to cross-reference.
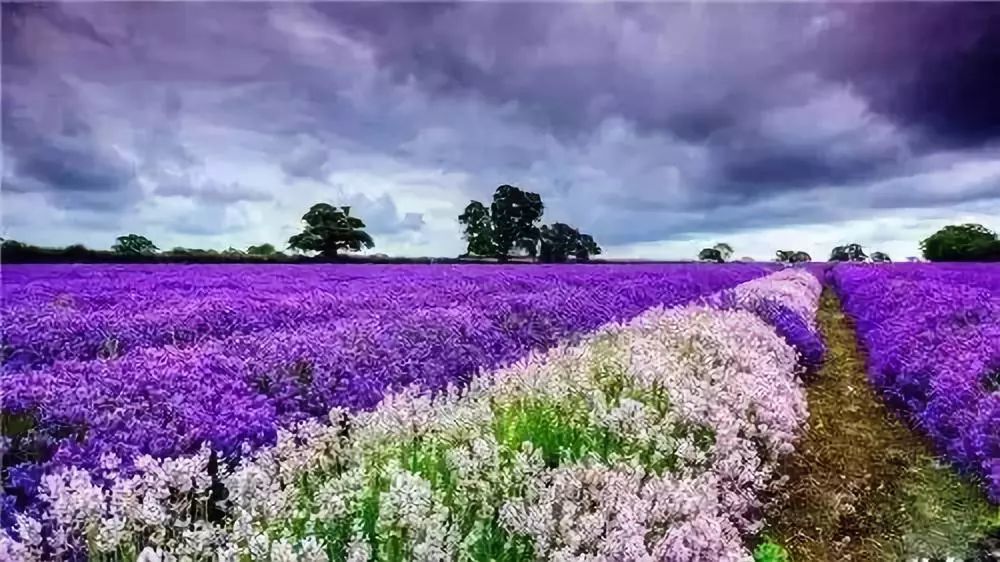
[2,263,998,561]
[832,263,1000,502]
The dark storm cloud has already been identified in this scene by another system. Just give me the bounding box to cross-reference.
[817,3,1000,148]
[2,1,998,253]
[1,81,139,211]
[313,2,999,194]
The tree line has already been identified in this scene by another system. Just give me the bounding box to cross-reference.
[698,242,894,264]
[2,183,999,264]
[458,185,602,262]
[693,223,1000,264]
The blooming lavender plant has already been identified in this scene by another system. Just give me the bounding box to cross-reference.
[1,264,773,516]
[831,262,1000,502]
[1,269,823,561]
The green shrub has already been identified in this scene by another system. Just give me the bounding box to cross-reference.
[754,538,790,562]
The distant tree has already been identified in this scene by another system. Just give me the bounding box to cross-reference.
[713,242,734,262]
[458,201,496,257]
[458,185,599,262]
[698,248,724,263]
[112,234,158,256]
[776,250,811,263]
[539,223,580,263]
[870,251,891,263]
[489,185,544,261]
[1,239,28,251]
[830,243,867,262]
[740,256,755,262]
[920,223,1000,262]
[537,223,602,263]
[288,204,374,258]
[575,233,602,262]
[223,247,246,256]
[247,243,276,256]
[63,244,90,259]
[790,251,812,263]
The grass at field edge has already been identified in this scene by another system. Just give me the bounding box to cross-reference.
[763,289,998,561]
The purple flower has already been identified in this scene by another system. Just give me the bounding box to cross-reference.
[832,262,1000,502]
[1,263,776,512]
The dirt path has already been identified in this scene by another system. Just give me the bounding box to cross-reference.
[766,290,997,561]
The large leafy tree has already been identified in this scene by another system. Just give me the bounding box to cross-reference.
[489,185,544,261]
[458,185,599,262]
[287,204,374,257]
[539,223,577,263]
[870,251,892,263]
[457,201,496,257]
[776,250,812,263]
[698,248,724,263]
[830,243,867,262]
[112,234,158,256]
[712,242,734,262]
[791,251,812,263]
[920,223,1000,262]
[575,233,602,262]
[538,223,602,263]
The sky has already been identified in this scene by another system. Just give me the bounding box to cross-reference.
[2,2,999,261]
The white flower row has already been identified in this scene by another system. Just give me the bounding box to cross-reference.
[1,270,823,562]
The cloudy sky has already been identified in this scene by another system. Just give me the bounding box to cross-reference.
[2,2,999,260]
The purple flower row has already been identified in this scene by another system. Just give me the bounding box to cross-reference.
[1,267,825,560]
[1,264,773,521]
[831,263,1000,502]
[3,264,683,370]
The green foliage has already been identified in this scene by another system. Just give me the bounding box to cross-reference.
[489,185,544,260]
[246,243,276,256]
[920,223,1000,262]
[870,251,891,263]
[288,203,375,257]
[514,233,540,258]
[63,244,89,259]
[459,186,600,262]
[1,238,26,253]
[111,234,158,256]
[698,248,724,263]
[898,455,1000,560]
[537,223,602,263]
[575,233,602,262]
[830,243,867,262]
[776,250,811,263]
[712,242,734,262]
[753,538,790,562]
[458,200,497,257]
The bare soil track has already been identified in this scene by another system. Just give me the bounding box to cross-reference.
[766,290,998,561]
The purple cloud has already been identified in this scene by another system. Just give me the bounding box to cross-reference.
[2,2,998,256]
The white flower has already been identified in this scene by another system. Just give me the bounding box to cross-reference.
[136,546,164,562]
[269,538,297,562]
